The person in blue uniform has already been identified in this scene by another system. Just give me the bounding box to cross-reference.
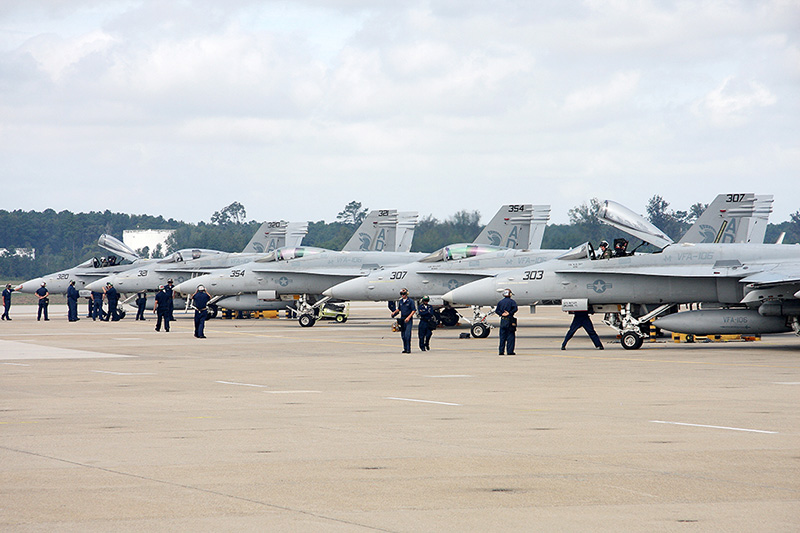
[2,283,14,320]
[154,285,171,332]
[561,310,604,350]
[85,295,93,318]
[390,288,416,353]
[416,295,435,351]
[35,282,49,321]
[495,289,518,355]
[66,280,80,322]
[135,291,147,321]
[165,279,175,321]
[191,285,211,338]
[104,283,120,321]
[91,290,105,321]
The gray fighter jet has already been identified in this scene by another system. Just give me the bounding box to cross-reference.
[173,206,534,326]
[443,194,794,350]
[322,205,556,335]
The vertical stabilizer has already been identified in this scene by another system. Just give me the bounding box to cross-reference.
[396,212,419,252]
[528,205,551,250]
[285,222,309,248]
[242,221,289,253]
[473,205,533,249]
[678,193,773,244]
[342,210,398,252]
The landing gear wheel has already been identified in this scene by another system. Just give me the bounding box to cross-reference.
[621,331,644,350]
[335,314,346,323]
[208,304,218,319]
[439,309,459,327]
[298,314,316,327]
[471,323,489,338]
[686,334,695,343]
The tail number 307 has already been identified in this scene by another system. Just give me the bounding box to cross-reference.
[522,270,544,281]
[389,271,407,280]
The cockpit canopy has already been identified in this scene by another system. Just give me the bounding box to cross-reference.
[159,249,223,263]
[256,246,327,263]
[420,244,506,263]
[81,255,128,269]
[556,242,594,261]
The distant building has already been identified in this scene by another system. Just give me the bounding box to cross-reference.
[0,247,35,259]
[123,229,175,258]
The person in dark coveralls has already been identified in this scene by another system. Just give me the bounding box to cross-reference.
[191,284,211,338]
[135,291,147,321]
[85,295,93,318]
[91,290,105,321]
[495,289,517,355]
[2,283,15,320]
[416,295,435,351]
[154,285,171,332]
[104,282,120,321]
[390,288,416,353]
[66,280,80,322]
[36,282,49,321]
[561,310,604,350]
[165,279,175,321]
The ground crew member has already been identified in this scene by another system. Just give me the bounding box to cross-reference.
[104,283,120,321]
[165,279,175,321]
[85,295,93,318]
[495,289,517,355]
[417,295,435,351]
[36,282,49,321]
[191,285,211,338]
[390,288,416,353]
[66,280,80,322]
[561,310,604,350]
[135,291,147,321]
[91,290,105,321]
[154,285,171,332]
[2,283,14,320]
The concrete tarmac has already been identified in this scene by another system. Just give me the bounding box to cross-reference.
[1,303,799,531]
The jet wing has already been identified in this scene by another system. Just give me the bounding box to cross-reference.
[552,264,753,278]
[415,269,499,278]
[739,263,800,288]
[250,267,369,277]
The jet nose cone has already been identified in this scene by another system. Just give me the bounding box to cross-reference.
[443,277,499,306]
[85,279,107,292]
[16,278,44,294]
[174,279,199,295]
[325,277,370,301]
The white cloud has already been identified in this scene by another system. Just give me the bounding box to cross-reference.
[700,76,778,126]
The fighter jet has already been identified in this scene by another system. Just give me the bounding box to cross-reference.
[322,205,557,336]
[443,194,793,349]
[175,204,548,327]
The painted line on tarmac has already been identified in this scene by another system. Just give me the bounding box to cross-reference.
[774,382,800,385]
[425,374,473,378]
[2,362,30,366]
[92,370,155,376]
[386,397,461,406]
[264,390,321,394]
[651,420,778,434]
[537,351,800,369]
[216,380,269,388]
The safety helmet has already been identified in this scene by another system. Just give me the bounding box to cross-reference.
[41,282,46,286]
[158,285,165,290]
[599,240,608,247]
[421,295,430,302]
[198,285,205,291]
[503,289,512,297]
[400,288,408,295]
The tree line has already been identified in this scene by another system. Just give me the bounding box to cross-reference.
[1,198,798,280]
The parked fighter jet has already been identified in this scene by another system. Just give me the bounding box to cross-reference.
[443,194,794,350]
[322,205,556,334]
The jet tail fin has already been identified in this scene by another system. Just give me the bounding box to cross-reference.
[396,212,419,252]
[473,205,535,249]
[342,210,398,252]
[285,222,309,248]
[528,205,551,250]
[242,220,309,253]
[97,234,140,262]
[678,193,773,244]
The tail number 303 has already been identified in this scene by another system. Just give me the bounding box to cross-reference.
[522,270,544,281]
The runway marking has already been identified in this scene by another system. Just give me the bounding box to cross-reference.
[92,370,155,376]
[386,397,461,406]
[111,337,142,341]
[2,362,30,366]
[425,374,473,378]
[216,380,268,388]
[264,390,321,394]
[651,420,778,434]
[773,382,800,385]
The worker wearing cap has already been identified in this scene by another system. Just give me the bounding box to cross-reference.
[417,295,435,351]
[165,279,175,321]
[191,285,211,339]
[135,291,147,321]
[154,285,171,332]
[495,288,518,355]
[36,282,49,321]
[104,282,120,321]
[91,290,105,321]
[391,288,416,353]
[2,283,15,320]
[66,280,80,322]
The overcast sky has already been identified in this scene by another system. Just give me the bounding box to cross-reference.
[1,1,797,226]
